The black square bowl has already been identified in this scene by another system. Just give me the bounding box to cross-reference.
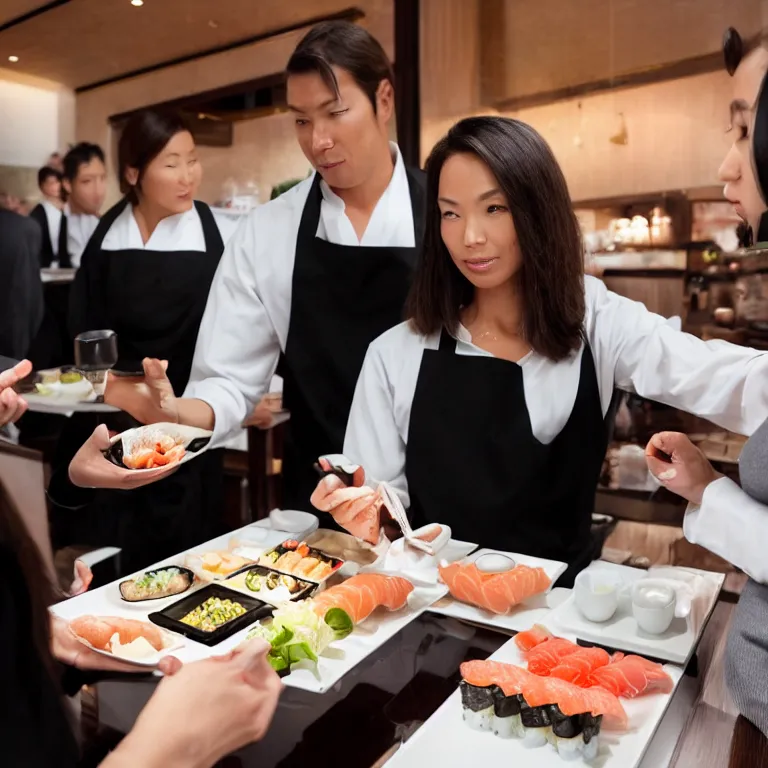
[148,583,274,646]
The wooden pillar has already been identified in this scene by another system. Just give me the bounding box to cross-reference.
[394,0,421,168]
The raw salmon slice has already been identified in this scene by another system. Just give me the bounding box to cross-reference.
[588,654,674,698]
[514,624,553,652]
[70,615,165,652]
[311,573,414,624]
[438,562,551,615]
[526,637,581,675]
[549,646,611,686]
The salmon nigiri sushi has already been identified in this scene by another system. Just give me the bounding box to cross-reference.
[311,573,414,625]
[587,654,674,698]
[438,562,551,615]
[460,660,531,737]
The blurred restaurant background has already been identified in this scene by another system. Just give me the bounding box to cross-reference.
[1,0,768,761]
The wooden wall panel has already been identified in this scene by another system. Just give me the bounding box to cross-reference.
[420,0,480,120]
[499,0,765,102]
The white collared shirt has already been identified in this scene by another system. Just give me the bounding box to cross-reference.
[64,204,100,269]
[100,203,239,252]
[342,276,768,508]
[40,199,62,257]
[184,142,415,444]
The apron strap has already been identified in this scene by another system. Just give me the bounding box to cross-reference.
[404,166,426,245]
[438,327,457,354]
[194,200,225,257]
[296,173,324,250]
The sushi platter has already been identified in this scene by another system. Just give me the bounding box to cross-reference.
[387,625,684,768]
[49,525,454,692]
[427,548,568,632]
[548,561,724,665]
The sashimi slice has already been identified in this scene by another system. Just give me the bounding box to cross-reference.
[549,646,611,686]
[588,654,674,698]
[311,573,414,624]
[526,637,581,675]
[70,615,165,652]
[460,659,532,695]
[514,624,553,652]
[438,562,551,615]
[522,674,628,731]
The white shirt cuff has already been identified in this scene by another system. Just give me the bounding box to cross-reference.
[183,377,250,449]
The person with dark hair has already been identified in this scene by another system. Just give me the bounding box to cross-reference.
[0,208,44,360]
[312,115,768,586]
[70,21,426,518]
[29,166,64,268]
[644,27,768,739]
[0,447,282,766]
[60,142,107,268]
[49,109,237,574]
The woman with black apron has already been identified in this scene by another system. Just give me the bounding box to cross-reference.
[50,109,236,575]
[313,116,768,587]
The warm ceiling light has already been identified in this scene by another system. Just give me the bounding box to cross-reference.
[131,0,143,6]
[8,55,19,62]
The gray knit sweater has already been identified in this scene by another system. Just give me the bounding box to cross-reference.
[725,416,768,737]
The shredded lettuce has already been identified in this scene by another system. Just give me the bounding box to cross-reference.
[247,600,353,673]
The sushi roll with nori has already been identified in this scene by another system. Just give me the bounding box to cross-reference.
[491,690,524,739]
[519,696,552,747]
[546,706,602,762]
[459,680,496,731]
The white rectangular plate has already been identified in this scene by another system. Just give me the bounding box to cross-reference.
[548,562,724,665]
[386,631,684,768]
[49,526,450,693]
[427,548,568,632]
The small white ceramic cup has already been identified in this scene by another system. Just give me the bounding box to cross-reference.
[574,570,623,622]
[632,579,676,634]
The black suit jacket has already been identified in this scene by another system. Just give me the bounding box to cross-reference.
[28,204,54,268]
[0,209,44,359]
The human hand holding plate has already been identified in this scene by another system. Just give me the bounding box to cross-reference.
[0,358,32,425]
[69,424,179,490]
[50,616,182,674]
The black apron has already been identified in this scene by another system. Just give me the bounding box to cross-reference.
[405,330,608,587]
[281,168,425,513]
[51,199,225,575]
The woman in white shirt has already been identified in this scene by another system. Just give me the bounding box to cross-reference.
[313,115,768,587]
[644,27,768,738]
[51,109,237,574]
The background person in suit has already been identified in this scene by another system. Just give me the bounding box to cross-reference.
[29,166,64,268]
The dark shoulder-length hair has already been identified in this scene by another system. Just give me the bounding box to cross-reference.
[407,116,585,362]
[0,480,59,678]
[118,109,192,205]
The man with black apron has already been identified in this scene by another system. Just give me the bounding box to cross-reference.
[70,22,425,522]
[280,165,423,510]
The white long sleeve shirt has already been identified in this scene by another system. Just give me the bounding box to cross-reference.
[684,478,768,584]
[183,144,414,446]
[343,276,768,507]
